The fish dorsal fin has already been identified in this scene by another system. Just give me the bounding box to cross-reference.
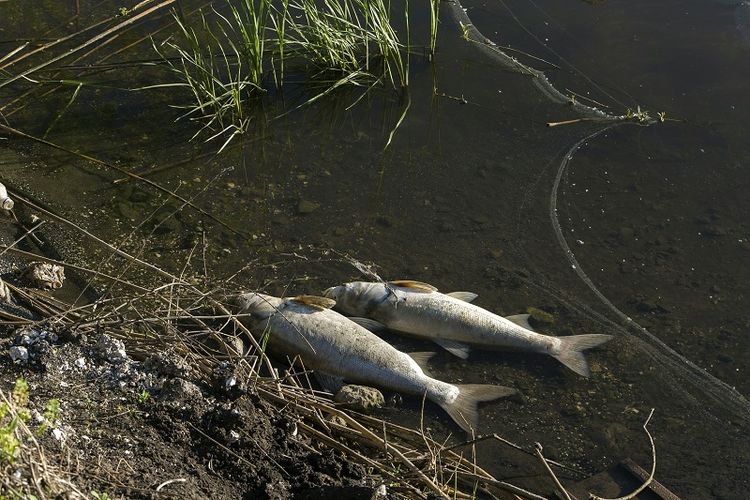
[389,280,438,293]
[290,295,337,310]
[506,313,534,331]
[434,339,471,359]
[446,291,478,303]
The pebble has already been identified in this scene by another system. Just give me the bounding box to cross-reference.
[297,199,320,214]
[96,334,127,364]
[9,345,28,363]
[334,385,385,413]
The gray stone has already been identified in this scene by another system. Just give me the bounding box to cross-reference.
[9,345,28,363]
[96,334,127,364]
[334,384,384,413]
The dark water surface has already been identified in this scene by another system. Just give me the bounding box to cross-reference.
[2,0,749,497]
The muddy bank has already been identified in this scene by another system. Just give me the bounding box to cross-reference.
[0,325,376,499]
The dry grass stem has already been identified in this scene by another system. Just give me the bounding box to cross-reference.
[589,408,657,500]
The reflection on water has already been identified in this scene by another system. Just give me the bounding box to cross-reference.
[2,0,750,496]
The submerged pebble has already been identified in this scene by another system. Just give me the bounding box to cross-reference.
[526,306,555,325]
[297,199,320,214]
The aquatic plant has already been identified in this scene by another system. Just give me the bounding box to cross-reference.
[152,10,261,151]
[154,0,419,148]
[429,0,440,59]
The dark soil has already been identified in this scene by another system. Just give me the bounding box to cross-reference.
[0,324,377,499]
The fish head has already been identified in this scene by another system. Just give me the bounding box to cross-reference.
[234,292,283,320]
[323,281,388,316]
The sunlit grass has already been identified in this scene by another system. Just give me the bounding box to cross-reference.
[154,0,423,148]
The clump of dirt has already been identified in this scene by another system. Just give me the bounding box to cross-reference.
[0,325,377,499]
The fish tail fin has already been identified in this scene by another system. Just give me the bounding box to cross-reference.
[440,384,516,433]
[552,334,613,377]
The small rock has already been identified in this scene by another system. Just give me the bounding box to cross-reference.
[51,428,66,442]
[25,262,65,289]
[329,415,347,427]
[271,214,290,226]
[526,306,555,325]
[74,357,87,369]
[716,353,733,363]
[373,485,388,500]
[228,430,241,444]
[297,199,320,214]
[334,385,384,413]
[212,362,246,399]
[143,353,190,378]
[96,334,127,364]
[9,345,28,363]
[160,378,203,402]
[226,336,245,357]
[702,225,726,237]
[486,248,504,260]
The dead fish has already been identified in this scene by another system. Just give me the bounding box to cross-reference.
[323,280,612,377]
[235,292,515,432]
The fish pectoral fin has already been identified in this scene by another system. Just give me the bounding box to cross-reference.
[433,339,471,359]
[505,313,535,331]
[314,372,345,393]
[349,317,387,332]
[407,351,436,373]
[290,295,337,310]
[388,280,438,292]
[446,291,478,303]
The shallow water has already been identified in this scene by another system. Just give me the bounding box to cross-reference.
[2,0,749,496]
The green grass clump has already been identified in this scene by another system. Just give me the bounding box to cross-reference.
[0,378,62,464]
[155,0,423,148]
[1,378,32,464]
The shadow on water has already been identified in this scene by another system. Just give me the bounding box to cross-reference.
[2,0,750,497]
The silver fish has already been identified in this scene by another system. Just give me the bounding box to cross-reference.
[323,280,612,377]
[235,292,515,432]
